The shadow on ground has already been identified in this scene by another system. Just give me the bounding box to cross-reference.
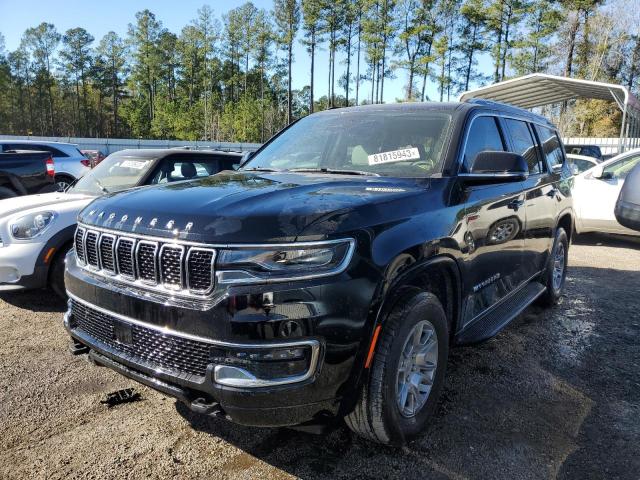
[0,289,66,313]
[172,260,639,479]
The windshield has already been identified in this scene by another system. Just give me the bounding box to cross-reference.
[244,110,452,177]
[71,152,155,195]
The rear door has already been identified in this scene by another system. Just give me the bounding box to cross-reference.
[503,118,557,277]
[460,115,527,327]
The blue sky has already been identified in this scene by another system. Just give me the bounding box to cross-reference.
[0,0,492,103]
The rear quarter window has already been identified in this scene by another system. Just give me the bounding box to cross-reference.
[534,125,565,168]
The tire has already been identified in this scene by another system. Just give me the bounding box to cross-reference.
[345,290,449,445]
[0,187,18,200]
[537,227,569,306]
[54,174,75,192]
[49,246,70,300]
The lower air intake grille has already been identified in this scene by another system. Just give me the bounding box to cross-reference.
[69,299,212,378]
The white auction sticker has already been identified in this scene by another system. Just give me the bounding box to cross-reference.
[120,160,149,170]
[368,147,420,166]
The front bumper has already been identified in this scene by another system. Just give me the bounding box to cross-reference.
[64,254,378,427]
[0,242,48,290]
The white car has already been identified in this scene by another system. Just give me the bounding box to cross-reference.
[0,140,91,191]
[0,148,243,297]
[566,153,599,175]
[573,148,640,236]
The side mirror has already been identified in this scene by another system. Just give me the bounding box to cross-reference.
[591,165,612,180]
[459,151,528,184]
[239,151,254,167]
[615,162,640,231]
[569,163,580,176]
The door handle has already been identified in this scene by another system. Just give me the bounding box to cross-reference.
[508,199,525,210]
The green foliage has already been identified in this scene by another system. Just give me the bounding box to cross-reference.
[0,0,637,140]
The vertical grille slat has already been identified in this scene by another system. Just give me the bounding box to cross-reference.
[74,227,86,264]
[187,248,216,293]
[75,226,215,297]
[136,242,158,284]
[99,234,116,274]
[160,245,184,289]
[85,231,100,268]
[116,238,136,279]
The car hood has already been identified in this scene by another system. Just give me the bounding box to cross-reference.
[0,192,96,217]
[78,171,430,243]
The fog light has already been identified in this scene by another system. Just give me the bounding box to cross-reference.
[211,341,320,387]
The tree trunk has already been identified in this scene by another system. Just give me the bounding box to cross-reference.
[355,11,362,105]
[564,12,580,77]
[287,40,293,123]
[310,30,315,113]
[500,4,512,81]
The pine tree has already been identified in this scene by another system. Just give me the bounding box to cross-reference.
[274,0,300,123]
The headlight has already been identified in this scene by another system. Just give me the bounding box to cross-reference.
[10,212,57,239]
[216,239,355,284]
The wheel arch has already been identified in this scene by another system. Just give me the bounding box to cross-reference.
[556,209,574,243]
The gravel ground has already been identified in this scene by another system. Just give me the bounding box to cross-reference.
[1,233,639,480]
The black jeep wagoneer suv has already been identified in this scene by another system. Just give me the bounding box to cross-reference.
[64,100,573,444]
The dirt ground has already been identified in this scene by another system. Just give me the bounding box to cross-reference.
[1,233,638,480]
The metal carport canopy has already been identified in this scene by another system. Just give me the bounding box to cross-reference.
[459,73,640,152]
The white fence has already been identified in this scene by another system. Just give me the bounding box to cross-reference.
[563,137,640,156]
[2,134,637,158]
[0,135,261,155]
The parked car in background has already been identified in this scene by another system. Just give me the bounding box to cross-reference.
[573,148,640,235]
[0,150,56,199]
[0,148,242,297]
[566,153,599,175]
[0,140,91,191]
[81,149,107,168]
[615,162,640,231]
[564,144,604,162]
[63,101,573,445]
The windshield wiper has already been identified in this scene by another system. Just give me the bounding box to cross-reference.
[95,178,109,193]
[288,167,380,177]
[242,167,281,173]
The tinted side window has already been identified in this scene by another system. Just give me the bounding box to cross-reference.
[535,125,564,168]
[603,154,640,180]
[463,116,505,171]
[504,119,544,174]
[3,144,67,157]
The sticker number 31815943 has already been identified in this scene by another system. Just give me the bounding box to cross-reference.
[367,147,421,166]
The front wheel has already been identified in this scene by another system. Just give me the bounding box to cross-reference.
[49,246,70,300]
[538,227,569,306]
[345,290,449,445]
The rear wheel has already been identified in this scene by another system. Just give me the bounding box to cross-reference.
[54,174,75,192]
[538,227,569,306]
[0,187,17,200]
[345,290,449,445]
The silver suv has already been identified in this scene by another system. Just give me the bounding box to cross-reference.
[0,140,91,190]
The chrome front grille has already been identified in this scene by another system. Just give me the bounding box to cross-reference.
[74,225,216,297]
